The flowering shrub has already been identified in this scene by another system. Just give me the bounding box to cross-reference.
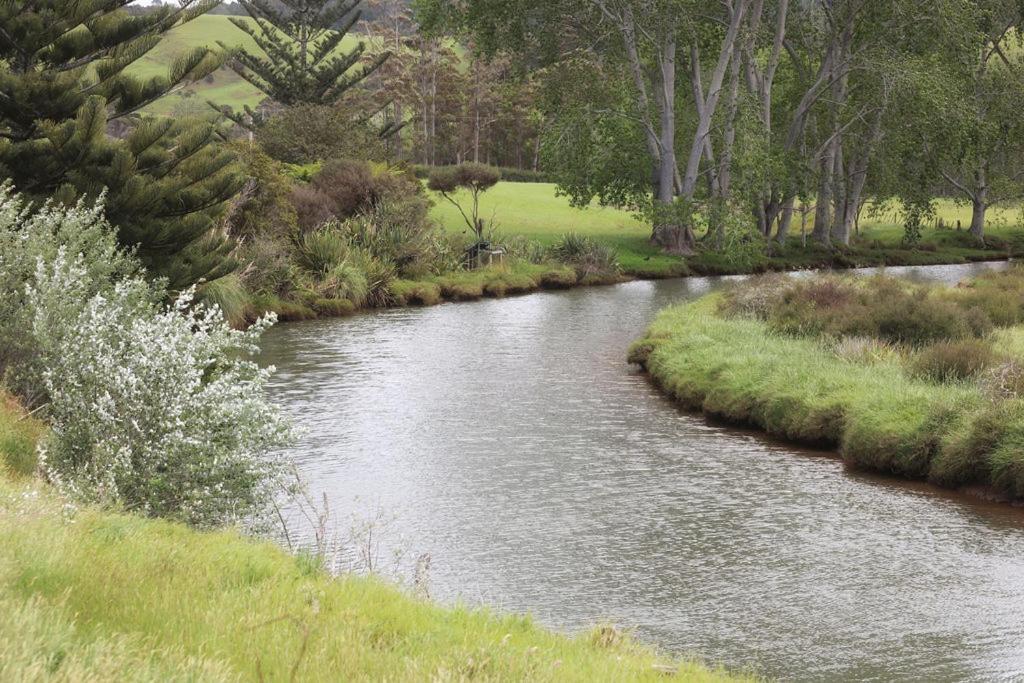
[0,186,294,528]
[0,186,138,404]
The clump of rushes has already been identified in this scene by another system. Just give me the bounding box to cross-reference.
[911,339,997,382]
[550,232,620,282]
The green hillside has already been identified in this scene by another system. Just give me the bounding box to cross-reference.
[130,15,363,116]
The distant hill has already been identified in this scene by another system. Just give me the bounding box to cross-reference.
[130,15,363,116]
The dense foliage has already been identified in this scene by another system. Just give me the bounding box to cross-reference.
[0,0,243,289]
[0,187,292,527]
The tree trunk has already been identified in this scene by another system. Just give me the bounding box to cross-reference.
[776,196,795,242]
[650,32,693,253]
[812,140,835,246]
[971,186,987,243]
[680,0,748,199]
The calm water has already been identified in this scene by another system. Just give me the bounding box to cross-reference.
[260,262,1024,682]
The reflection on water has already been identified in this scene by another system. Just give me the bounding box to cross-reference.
[260,261,1024,682]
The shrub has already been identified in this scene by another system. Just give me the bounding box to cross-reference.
[294,229,350,277]
[256,104,386,165]
[29,250,294,528]
[867,293,983,346]
[312,159,418,220]
[910,339,997,382]
[550,232,619,280]
[719,274,788,319]
[197,274,250,329]
[338,198,436,277]
[321,260,369,305]
[222,143,298,240]
[0,187,139,405]
[980,360,1024,400]
[237,237,297,298]
[351,248,397,308]
[290,183,336,232]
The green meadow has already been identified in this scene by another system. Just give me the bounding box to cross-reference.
[428,182,1022,277]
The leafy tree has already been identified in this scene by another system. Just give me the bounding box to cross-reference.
[918,0,1024,243]
[427,163,499,242]
[0,0,244,289]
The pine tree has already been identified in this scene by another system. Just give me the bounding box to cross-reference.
[0,0,244,289]
[219,0,389,116]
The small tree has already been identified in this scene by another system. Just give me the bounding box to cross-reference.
[215,0,388,127]
[427,163,500,243]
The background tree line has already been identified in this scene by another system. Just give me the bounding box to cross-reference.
[418,0,1024,253]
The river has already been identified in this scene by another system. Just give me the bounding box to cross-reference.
[260,261,1024,682]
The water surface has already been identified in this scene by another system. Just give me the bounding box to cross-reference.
[261,261,1024,682]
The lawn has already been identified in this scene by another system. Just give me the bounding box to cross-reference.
[428,183,687,277]
[428,182,1024,277]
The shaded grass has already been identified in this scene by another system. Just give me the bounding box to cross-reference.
[0,479,743,681]
[0,392,42,477]
[630,295,1024,498]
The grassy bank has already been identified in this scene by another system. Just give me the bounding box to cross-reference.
[629,275,1024,501]
[248,260,616,323]
[0,399,743,682]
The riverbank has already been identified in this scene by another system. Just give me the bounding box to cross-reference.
[629,271,1024,502]
[249,242,1018,325]
[0,396,745,682]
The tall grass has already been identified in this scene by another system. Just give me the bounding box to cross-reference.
[0,395,744,681]
[0,474,743,682]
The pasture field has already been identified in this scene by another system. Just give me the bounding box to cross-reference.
[428,182,1023,277]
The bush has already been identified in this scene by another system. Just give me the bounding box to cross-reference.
[29,249,293,527]
[294,229,350,277]
[290,183,336,232]
[256,104,385,165]
[222,143,298,240]
[0,189,296,527]
[337,198,436,277]
[0,187,139,406]
[312,159,419,220]
[550,232,619,280]
[321,260,369,305]
[719,274,788,319]
[237,237,297,298]
[911,339,997,382]
[756,274,993,346]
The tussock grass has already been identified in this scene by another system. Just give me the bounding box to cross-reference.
[0,397,744,682]
[630,295,1024,497]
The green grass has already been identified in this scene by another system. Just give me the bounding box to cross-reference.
[630,294,1024,498]
[428,183,1024,278]
[428,184,688,277]
[0,397,745,682]
[0,392,42,478]
[131,16,362,116]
